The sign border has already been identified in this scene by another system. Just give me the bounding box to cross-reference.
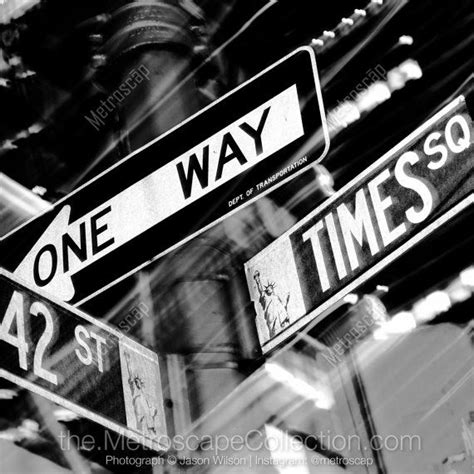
[245,95,472,353]
[1,46,329,307]
[0,267,169,453]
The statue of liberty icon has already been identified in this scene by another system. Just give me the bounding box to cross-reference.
[253,270,290,338]
[124,351,160,437]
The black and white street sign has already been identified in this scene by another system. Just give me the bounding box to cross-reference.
[0,46,328,305]
[246,94,474,353]
[0,269,167,451]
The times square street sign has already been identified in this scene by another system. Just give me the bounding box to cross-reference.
[0,268,168,452]
[246,94,474,353]
[0,46,329,306]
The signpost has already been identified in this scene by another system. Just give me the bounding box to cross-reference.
[0,268,167,451]
[245,94,474,353]
[0,46,328,305]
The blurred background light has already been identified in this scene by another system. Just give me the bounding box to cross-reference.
[265,363,333,409]
[398,35,414,46]
[53,408,80,422]
[0,0,41,24]
[413,290,451,323]
[460,266,474,288]
[387,311,417,333]
[398,59,423,80]
[373,311,416,340]
[445,280,472,304]
[357,81,391,113]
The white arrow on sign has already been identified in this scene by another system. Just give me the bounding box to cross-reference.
[14,85,305,301]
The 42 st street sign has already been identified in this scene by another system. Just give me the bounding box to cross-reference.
[0,269,168,451]
[246,93,473,353]
[0,46,328,305]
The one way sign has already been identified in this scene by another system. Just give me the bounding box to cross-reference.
[0,46,328,305]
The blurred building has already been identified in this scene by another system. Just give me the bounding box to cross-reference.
[0,1,473,473]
